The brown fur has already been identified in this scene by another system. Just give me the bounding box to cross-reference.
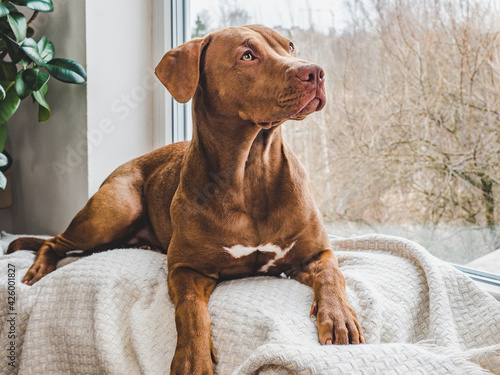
[8,25,363,374]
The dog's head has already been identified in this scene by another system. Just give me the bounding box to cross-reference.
[155,25,326,128]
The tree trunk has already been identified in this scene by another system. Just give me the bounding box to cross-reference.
[481,175,495,227]
[480,174,498,249]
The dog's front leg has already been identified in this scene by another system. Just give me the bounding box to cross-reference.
[293,250,365,345]
[168,266,217,375]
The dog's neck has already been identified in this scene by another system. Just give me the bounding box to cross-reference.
[187,100,286,195]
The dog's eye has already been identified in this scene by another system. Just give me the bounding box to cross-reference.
[289,42,295,54]
[242,52,255,61]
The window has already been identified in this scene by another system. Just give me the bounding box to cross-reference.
[153,0,192,148]
[187,0,500,279]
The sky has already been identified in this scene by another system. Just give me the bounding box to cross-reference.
[189,0,350,35]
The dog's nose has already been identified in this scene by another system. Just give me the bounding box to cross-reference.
[296,64,325,86]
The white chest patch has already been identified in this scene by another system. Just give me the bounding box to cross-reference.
[223,242,296,272]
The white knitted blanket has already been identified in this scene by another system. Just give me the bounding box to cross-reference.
[0,231,499,375]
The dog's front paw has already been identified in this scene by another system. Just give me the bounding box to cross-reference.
[310,299,365,345]
[22,255,59,285]
[171,346,214,375]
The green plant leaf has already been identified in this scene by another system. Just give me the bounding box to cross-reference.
[0,85,5,100]
[39,80,47,95]
[0,152,7,166]
[28,0,53,12]
[0,62,18,81]
[0,122,7,153]
[38,102,49,121]
[4,39,27,64]
[4,4,18,13]
[33,83,50,121]
[37,36,54,62]
[0,170,6,190]
[0,4,10,17]
[11,0,54,12]
[8,0,29,6]
[0,22,10,35]
[15,70,32,99]
[45,58,86,84]
[19,58,31,69]
[23,68,49,91]
[0,81,20,124]
[0,81,14,92]
[7,12,27,43]
[21,38,45,65]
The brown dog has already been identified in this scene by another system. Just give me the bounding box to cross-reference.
[8,25,363,374]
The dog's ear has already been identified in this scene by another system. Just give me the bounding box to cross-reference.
[155,37,208,103]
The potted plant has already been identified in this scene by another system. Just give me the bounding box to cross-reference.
[0,0,86,199]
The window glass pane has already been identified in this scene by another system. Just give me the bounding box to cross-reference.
[189,0,500,276]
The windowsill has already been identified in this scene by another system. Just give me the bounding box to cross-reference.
[453,265,500,301]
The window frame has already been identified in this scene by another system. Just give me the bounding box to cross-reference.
[153,0,192,149]
[453,265,500,300]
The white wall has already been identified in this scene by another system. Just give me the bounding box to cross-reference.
[86,0,155,196]
[0,0,158,235]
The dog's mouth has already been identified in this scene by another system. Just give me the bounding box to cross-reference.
[291,97,325,119]
[258,95,325,128]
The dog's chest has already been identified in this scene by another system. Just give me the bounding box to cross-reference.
[218,242,296,279]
